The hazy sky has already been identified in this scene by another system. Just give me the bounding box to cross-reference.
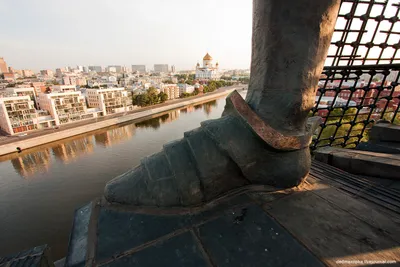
[0,0,253,71]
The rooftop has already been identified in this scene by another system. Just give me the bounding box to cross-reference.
[62,160,400,267]
[203,53,213,61]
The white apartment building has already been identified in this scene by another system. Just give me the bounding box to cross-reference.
[51,85,76,93]
[178,84,195,94]
[161,84,180,100]
[86,87,133,116]
[0,96,38,135]
[6,87,36,99]
[108,67,117,73]
[38,91,100,125]
[5,87,38,108]
[76,77,87,86]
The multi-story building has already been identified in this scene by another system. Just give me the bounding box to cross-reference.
[22,69,35,77]
[76,77,87,86]
[55,68,65,77]
[3,73,15,82]
[51,85,76,93]
[0,96,38,135]
[131,65,146,73]
[38,91,99,125]
[108,67,117,73]
[13,69,23,77]
[40,70,54,77]
[0,57,8,74]
[5,87,37,107]
[171,65,176,73]
[31,82,46,97]
[178,83,195,94]
[70,76,77,85]
[147,77,163,84]
[62,76,71,85]
[154,64,169,73]
[62,75,78,85]
[161,84,180,100]
[108,66,122,73]
[86,87,133,116]
[89,66,103,72]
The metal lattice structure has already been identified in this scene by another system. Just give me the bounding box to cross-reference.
[311,0,400,150]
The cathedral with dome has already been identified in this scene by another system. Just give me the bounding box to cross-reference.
[195,53,219,80]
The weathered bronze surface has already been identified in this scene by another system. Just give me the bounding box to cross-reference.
[104,0,341,207]
[224,90,320,151]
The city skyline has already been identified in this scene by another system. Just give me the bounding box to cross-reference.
[0,0,252,71]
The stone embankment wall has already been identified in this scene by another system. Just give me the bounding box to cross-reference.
[0,90,234,156]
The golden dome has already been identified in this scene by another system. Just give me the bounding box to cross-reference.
[203,53,213,60]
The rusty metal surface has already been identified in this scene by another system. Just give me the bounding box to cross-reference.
[227,90,317,151]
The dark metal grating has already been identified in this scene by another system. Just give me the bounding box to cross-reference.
[312,0,400,150]
[326,0,400,67]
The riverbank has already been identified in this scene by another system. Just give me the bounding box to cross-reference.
[0,87,238,156]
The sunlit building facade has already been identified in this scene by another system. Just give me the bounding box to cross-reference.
[154,64,169,73]
[132,65,146,73]
[178,83,195,94]
[86,87,133,116]
[0,57,8,74]
[0,96,38,135]
[38,91,100,125]
[22,69,35,77]
[195,53,219,80]
[51,85,76,93]
[5,87,37,108]
[31,82,46,97]
[40,70,54,77]
[161,84,180,100]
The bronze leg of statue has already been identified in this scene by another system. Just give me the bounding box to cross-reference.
[104,0,341,207]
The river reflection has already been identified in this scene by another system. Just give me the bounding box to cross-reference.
[53,137,95,163]
[1,100,219,180]
[0,91,238,260]
[203,100,218,115]
[95,124,136,147]
[135,110,180,130]
[11,150,52,179]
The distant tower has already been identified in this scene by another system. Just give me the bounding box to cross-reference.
[0,57,8,74]
[171,65,176,73]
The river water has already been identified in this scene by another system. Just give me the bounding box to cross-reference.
[0,91,247,260]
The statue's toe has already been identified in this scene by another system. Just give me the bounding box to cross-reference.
[103,107,311,208]
[104,165,157,206]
